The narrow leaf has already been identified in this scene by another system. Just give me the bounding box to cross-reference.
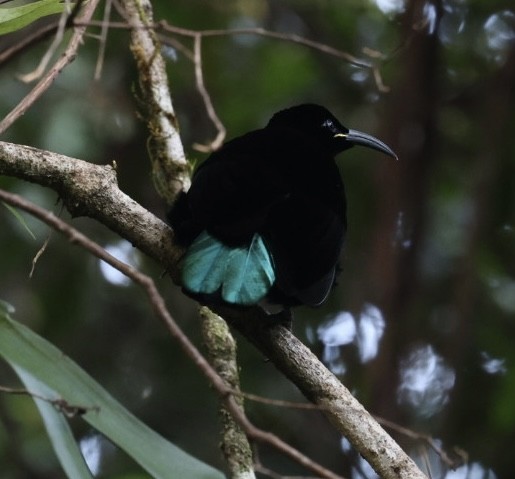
[0,302,225,479]
[13,367,94,479]
[3,202,37,240]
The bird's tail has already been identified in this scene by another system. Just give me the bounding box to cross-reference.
[182,231,275,305]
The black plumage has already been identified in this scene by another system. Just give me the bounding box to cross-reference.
[168,104,396,308]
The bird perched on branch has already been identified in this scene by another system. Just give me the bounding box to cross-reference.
[168,104,396,309]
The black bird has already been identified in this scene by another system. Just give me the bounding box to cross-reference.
[168,104,396,308]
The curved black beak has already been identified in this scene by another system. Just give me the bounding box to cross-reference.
[336,129,398,160]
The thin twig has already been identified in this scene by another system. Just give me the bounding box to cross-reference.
[94,0,113,80]
[160,22,372,69]
[241,391,323,410]
[0,22,58,65]
[29,202,63,278]
[73,19,374,70]
[67,16,389,148]
[376,416,459,468]
[241,390,459,469]
[18,0,74,83]
[0,385,97,417]
[159,35,194,61]
[29,234,51,278]
[254,446,329,479]
[0,188,344,479]
[192,34,226,152]
[0,0,101,134]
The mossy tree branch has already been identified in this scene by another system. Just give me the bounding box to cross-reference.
[124,0,191,204]
[0,139,426,479]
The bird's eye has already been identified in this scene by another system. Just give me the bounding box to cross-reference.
[322,119,334,130]
[322,119,341,136]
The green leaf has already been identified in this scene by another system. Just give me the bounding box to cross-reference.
[13,367,94,479]
[0,301,225,479]
[0,0,70,35]
[2,202,37,240]
[0,299,15,315]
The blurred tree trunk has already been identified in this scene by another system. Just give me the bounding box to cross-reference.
[366,0,443,421]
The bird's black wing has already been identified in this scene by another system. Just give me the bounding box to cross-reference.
[263,180,346,306]
[183,129,291,246]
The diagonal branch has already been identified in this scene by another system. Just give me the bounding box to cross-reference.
[0,186,343,479]
[0,141,180,277]
[215,302,428,479]
[0,140,427,479]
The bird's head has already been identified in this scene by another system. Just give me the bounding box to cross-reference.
[267,104,397,159]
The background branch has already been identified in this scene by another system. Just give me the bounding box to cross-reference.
[0,0,100,134]
[124,0,190,204]
[200,307,256,479]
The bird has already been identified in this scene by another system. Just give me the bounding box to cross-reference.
[168,104,396,309]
